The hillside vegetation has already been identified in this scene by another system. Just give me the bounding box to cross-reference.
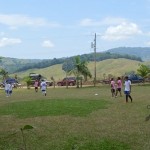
[0,50,142,73]
[108,47,150,61]
[14,58,150,82]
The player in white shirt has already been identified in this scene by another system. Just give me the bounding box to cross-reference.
[5,81,11,97]
[124,76,133,103]
[40,80,47,96]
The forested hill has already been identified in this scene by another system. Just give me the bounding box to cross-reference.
[107,47,150,61]
[0,51,142,73]
[15,52,142,73]
[0,57,42,73]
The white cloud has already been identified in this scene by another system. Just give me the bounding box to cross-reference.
[101,17,127,25]
[80,17,127,27]
[80,18,101,26]
[0,37,22,47]
[42,40,54,48]
[0,14,61,28]
[101,22,142,41]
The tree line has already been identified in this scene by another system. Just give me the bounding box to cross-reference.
[15,52,142,73]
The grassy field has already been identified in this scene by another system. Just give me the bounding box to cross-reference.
[0,84,150,150]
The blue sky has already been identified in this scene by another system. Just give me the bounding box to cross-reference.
[0,0,150,59]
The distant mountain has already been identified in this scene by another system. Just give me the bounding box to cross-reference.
[14,52,142,73]
[0,57,42,73]
[107,47,150,61]
[0,49,143,73]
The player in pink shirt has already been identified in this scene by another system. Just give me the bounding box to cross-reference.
[115,77,122,97]
[110,78,116,97]
[34,80,39,92]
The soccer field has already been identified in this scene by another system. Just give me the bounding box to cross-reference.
[0,85,150,150]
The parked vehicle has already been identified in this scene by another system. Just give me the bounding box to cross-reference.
[29,73,53,86]
[57,77,76,86]
[128,74,144,83]
[29,73,42,85]
[2,78,19,88]
[43,79,53,86]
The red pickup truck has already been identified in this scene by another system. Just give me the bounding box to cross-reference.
[57,77,76,86]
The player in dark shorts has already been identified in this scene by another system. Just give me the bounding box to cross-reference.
[115,77,122,97]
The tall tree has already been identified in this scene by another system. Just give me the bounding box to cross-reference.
[0,68,8,80]
[62,58,75,88]
[70,56,92,88]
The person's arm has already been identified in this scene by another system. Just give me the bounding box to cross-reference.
[129,81,131,92]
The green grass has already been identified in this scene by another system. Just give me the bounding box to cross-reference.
[64,137,130,150]
[0,85,150,150]
[0,99,109,118]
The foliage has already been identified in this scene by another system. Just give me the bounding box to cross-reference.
[23,76,32,89]
[62,58,75,73]
[51,76,56,88]
[80,51,142,62]
[20,125,34,150]
[108,47,150,61]
[137,64,150,79]
[0,57,2,62]
[69,56,92,87]
[0,68,8,80]
[10,58,150,82]
[0,48,144,73]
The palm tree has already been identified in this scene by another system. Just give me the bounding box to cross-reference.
[137,64,150,82]
[70,56,92,88]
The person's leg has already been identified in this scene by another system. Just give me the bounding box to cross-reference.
[126,95,128,103]
[111,89,113,97]
[119,89,122,97]
[129,95,132,102]
[113,89,116,97]
[6,90,9,97]
[9,91,12,96]
[111,89,115,97]
[115,89,118,97]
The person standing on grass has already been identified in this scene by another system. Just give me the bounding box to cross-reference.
[115,77,122,97]
[9,83,13,96]
[124,76,133,103]
[110,78,116,97]
[34,79,39,92]
[4,81,10,97]
[40,80,47,96]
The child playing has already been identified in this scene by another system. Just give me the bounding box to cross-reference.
[124,76,133,103]
[34,80,39,92]
[9,83,13,96]
[40,80,47,96]
[110,78,116,97]
[4,81,11,97]
[115,77,122,97]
